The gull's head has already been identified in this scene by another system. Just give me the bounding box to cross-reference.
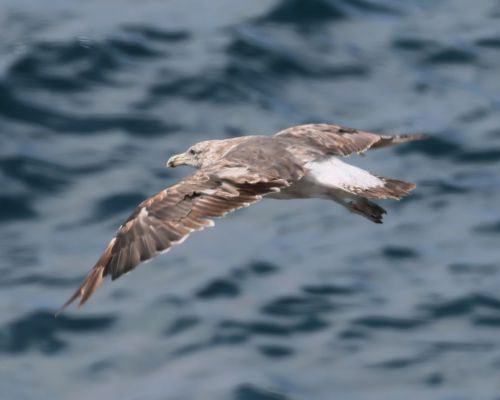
[166,140,228,169]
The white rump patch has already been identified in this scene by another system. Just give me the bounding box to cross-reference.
[306,157,383,190]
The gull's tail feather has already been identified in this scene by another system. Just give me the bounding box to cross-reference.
[342,177,415,223]
[357,177,416,200]
[379,177,416,199]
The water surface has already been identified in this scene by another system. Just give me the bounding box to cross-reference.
[1,1,500,399]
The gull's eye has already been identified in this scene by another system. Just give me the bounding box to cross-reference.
[189,149,196,155]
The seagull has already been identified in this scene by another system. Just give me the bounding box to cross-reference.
[58,123,425,313]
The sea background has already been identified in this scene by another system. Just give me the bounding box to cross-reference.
[1,1,500,399]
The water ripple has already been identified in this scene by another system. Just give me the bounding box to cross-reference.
[7,34,163,92]
[0,156,70,192]
[0,194,37,222]
[424,47,477,65]
[89,192,146,222]
[352,315,423,330]
[258,0,399,26]
[196,278,241,299]
[0,82,172,135]
[1,1,500,399]
[260,295,334,318]
[0,311,115,354]
[421,294,500,319]
[234,384,289,400]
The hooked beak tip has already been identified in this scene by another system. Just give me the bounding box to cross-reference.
[166,153,184,168]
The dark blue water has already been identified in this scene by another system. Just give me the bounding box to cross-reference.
[1,1,500,399]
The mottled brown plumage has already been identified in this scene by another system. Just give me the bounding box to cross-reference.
[275,123,426,161]
[58,124,426,313]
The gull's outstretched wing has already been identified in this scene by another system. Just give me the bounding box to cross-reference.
[58,152,304,313]
[275,123,427,160]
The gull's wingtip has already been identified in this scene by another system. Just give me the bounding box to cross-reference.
[55,238,116,317]
[55,289,82,317]
[409,132,431,141]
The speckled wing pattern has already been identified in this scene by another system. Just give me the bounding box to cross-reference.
[58,144,304,313]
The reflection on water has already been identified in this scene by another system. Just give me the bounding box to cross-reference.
[1,0,500,399]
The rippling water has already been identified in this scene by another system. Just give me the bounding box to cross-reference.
[1,0,500,399]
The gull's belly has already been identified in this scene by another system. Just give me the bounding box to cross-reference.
[266,156,382,200]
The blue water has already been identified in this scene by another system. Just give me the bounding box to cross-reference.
[1,1,500,399]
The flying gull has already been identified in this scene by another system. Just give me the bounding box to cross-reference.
[59,123,425,313]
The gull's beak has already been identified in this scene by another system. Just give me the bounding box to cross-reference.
[166,153,188,168]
